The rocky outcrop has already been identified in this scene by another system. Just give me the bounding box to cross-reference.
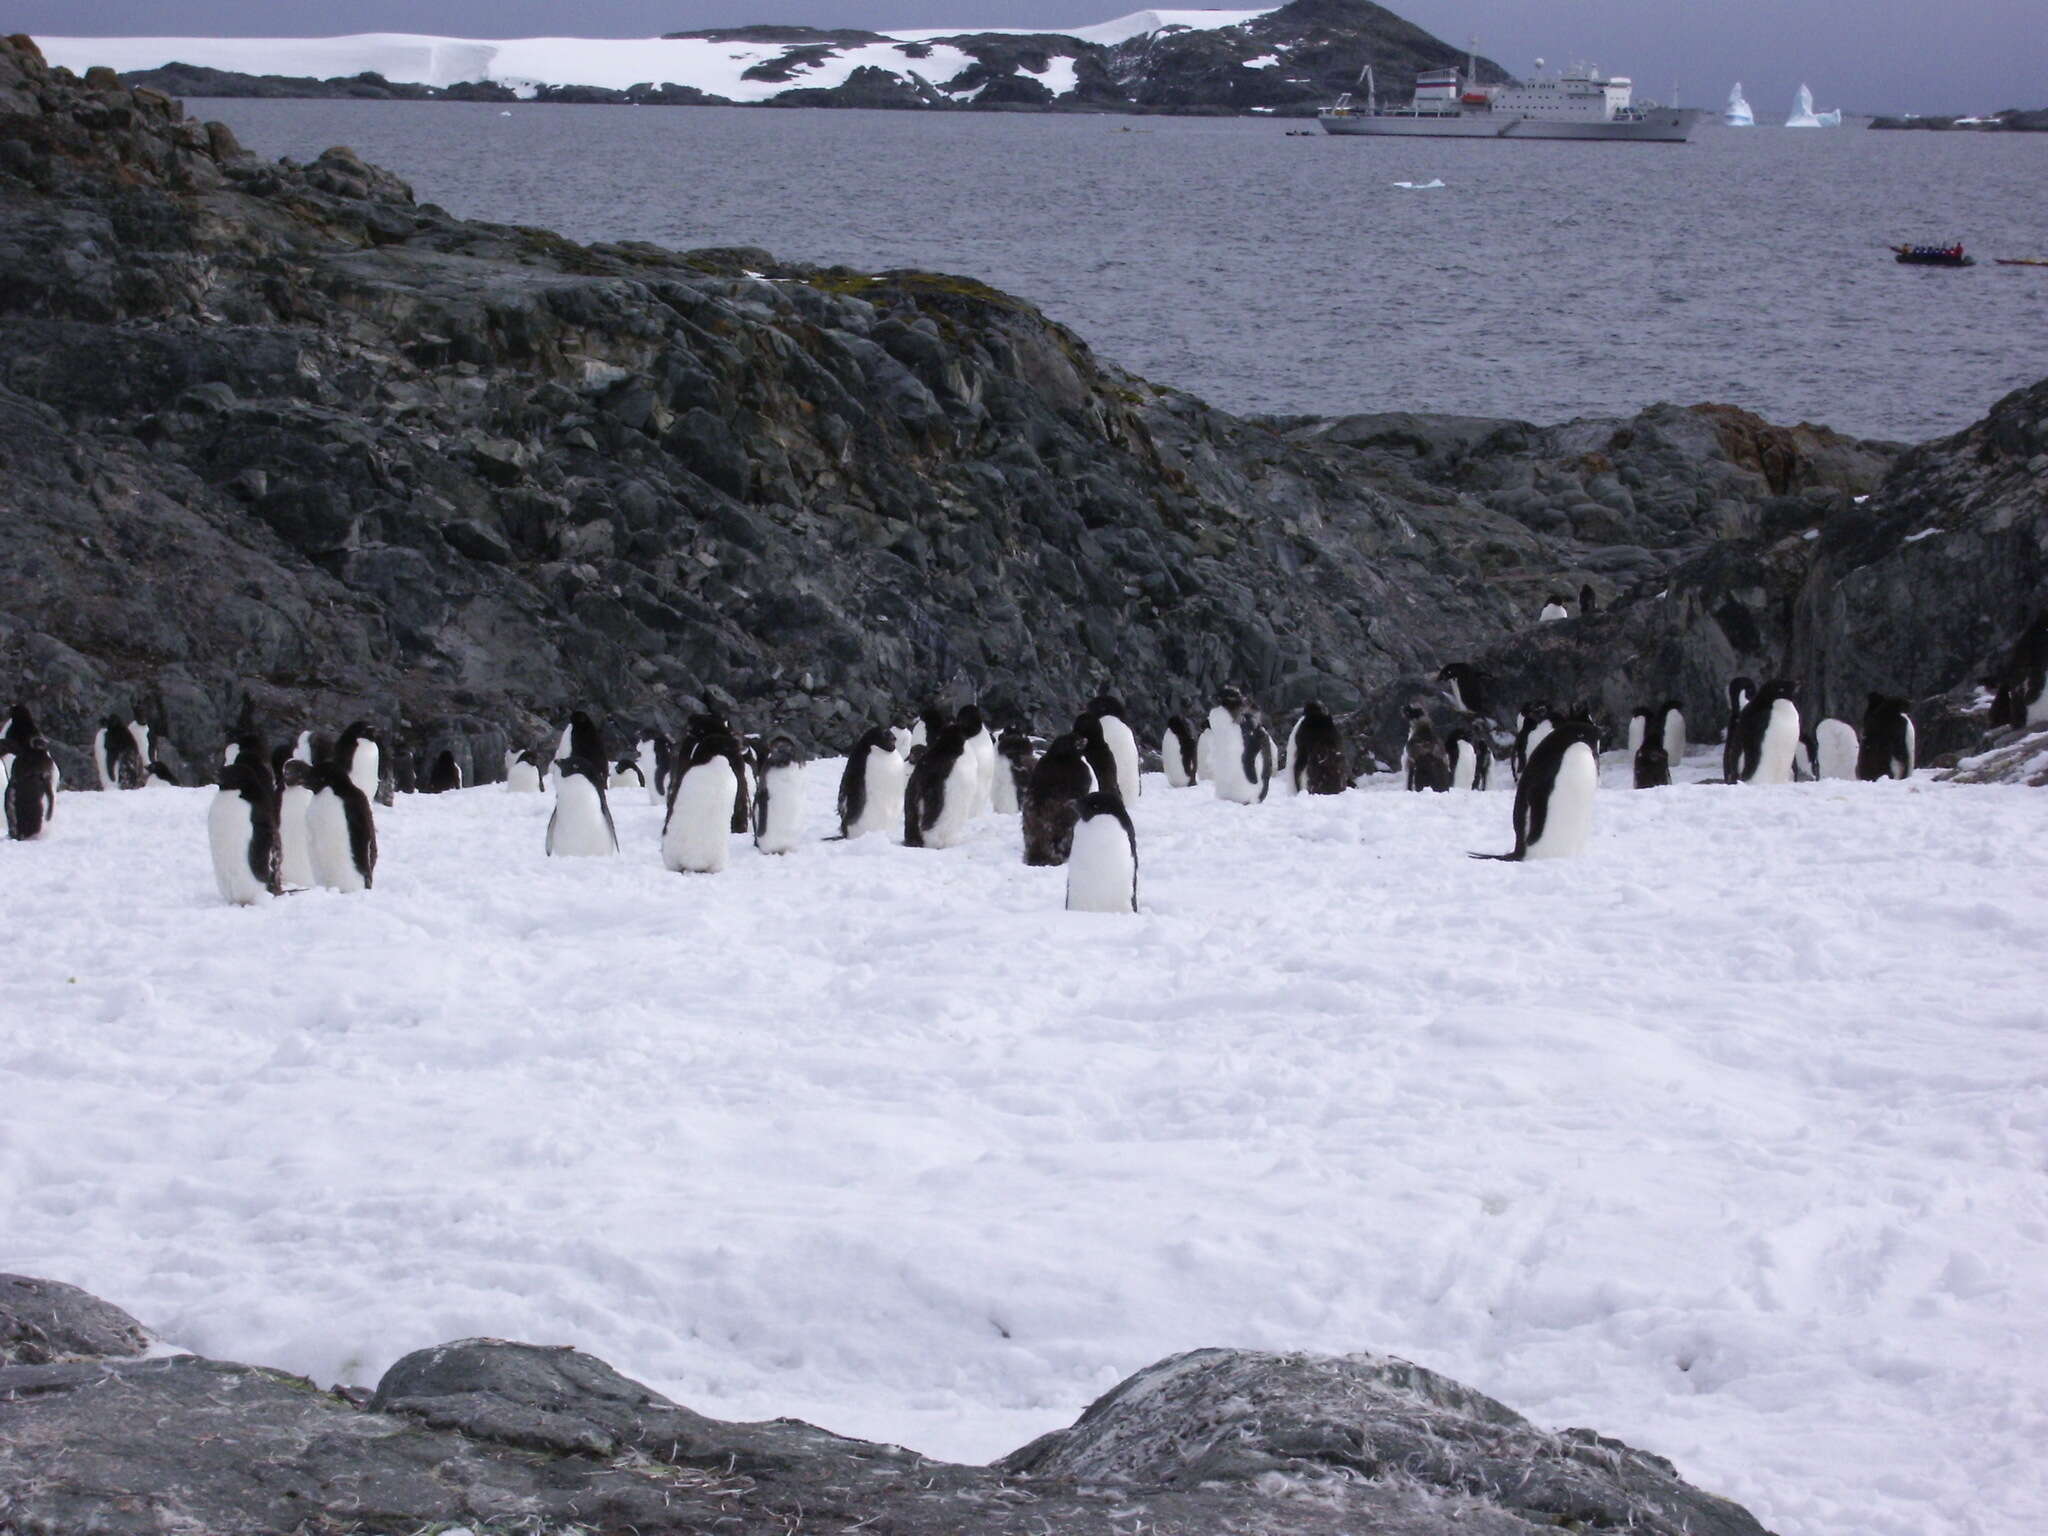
[0,1275,1778,1535]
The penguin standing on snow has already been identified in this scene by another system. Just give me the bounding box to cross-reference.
[1072,711,1123,802]
[1207,688,1272,805]
[426,750,463,793]
[610,754,646,793]
[96,714,147,790]
[1625,705,1650,758]
[993,725,1036,815]
[4,737,58,840]
[1448,727,1492,791]
[663,730,744,873]
[1088,696,1141,800]
[1290,700,1348,794]
[904,722,978,849]
[1472,721,1600,862]
[1023,733,1094,866]
[277,759,317,888]
[1660,700,1686,772]
[956,705,997,817]
[1633,707,1671,788]
[306,759,377,892]
[208,759,281,903]
[1538,594,1570,623]
[1856,694,1916,781]
[1721,677,1757,783]
[1403,706,1453,792]
[1162,715,1198,788]
[505,748,547,793]
[335,721,382,803]
[1065,792,1138,914]
[1732,679,1801,784]
[1815,717,1860,780]
[645,733,674,805]
[547,756,619,858]
[752,735,806,855]
[835,725,907,839]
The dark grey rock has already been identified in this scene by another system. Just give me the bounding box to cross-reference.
[0,1278,1780,1536]
[0,1274,150,1365]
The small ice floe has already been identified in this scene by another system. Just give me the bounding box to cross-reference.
[1393,178,1447,189]
[499,110,511,116]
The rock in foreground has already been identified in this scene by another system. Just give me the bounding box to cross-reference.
[0,1274,1776,1535]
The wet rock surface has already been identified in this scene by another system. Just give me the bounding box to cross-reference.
[0,1276,1778,1535]
[1,32,2041,787]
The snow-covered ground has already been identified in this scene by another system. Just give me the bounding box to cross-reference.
[32,11,1278,101]
[3,751,2043,1536]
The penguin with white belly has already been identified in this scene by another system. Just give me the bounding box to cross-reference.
[547,756,619,858]
[1733,679,1800,784]
[505,748,546,793]
[1856,694,1916,781]
[1660,699,1686,772]
[1989,611,2048,729]
[1088,696,1141,800]
[277,758,317,887]
[1721,677,1757,783]
[957,705,997,816]
[1436,662,1493,720]
[1816,717,1860,780]
[836,726,907,840]
[208,759,281,903]
[96,714,147,790]
[334,721,382,803]
[904,723,978,849]
[1162,714,1198,788]
[1472,721,1600,862]
[426,750,463,793]
[1072,711,1123,802]
[1625,705,1650,758]
[306,759,377,892]
[1448,727,1491,791]
[1207,687,1271,805]
[752,735,807,855]
[1291,700,1348,795]
[992,725,1036,815]
[663,731,744,873]
[1065,792,1137,914]
[1509,702,1552,784]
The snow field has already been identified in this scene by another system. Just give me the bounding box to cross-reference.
[33,13,1278,102]
[2,751,2044,1536]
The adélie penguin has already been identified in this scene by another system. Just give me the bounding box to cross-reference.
[335,720,382,803]
[1208,688,1271,805]
[1290,700,1348,795]
[547,756,619,858]
[1023,732,1093,866]
[836,725,907,839]
[1816,717,1860,780]
[1403,706,1452,793]
[277,758,317,887]
[306,759,377,892]
[992,726,1035,815]
[1988,610,2048,729]
[1660,699,1686,771]
[956,705,996,817]
[1472,721,1600,862]
[1088,695,1141,800]
[1162,714,1198,789]
[4,736,58,840]
[208,759,282,903]
[505,748,546,793]
[1065,792,1138,914]
[1721,677,1757,784]
[752,735,806,855]
[427,750,463,793]
[1448,727,1492,792]
[1733,679,1800,784]
[662,732,743,873]
[904,723,977,849]
[1856,694,1916,781]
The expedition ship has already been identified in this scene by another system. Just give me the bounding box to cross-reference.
[1319,59,1702,143]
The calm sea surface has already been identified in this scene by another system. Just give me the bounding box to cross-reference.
[199,100,2048,443]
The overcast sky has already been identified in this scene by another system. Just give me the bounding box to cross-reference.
[24,2,2045,115]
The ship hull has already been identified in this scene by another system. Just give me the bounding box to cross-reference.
[1318,108,1700,143]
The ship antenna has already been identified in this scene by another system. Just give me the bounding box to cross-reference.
[1467,34,1478,84]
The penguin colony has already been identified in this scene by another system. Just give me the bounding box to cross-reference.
[8,605,2039,899]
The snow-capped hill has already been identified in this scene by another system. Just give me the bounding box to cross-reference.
[36,1,1504,113]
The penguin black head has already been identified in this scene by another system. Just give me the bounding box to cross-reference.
[1727,676,1757,711]
[221,757,275,801]
[998,726,1035,761]
[956,704,985,736]
[568,711,605,764]
[1217,685,1245,715]
[1073,710,1104,744]
[146,760,180,785]
[3,705,36,743]
[280,759,311,789]
[1661,698,1682,715]
[1088,695,1126,722]
[1402,703,1426,721]
[762,734,803,770]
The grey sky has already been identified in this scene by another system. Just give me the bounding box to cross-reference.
[22,1,2045,115]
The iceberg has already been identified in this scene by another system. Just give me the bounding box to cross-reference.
[1723,81,1754,127]
[1785,82,1838,128]
[1393,178,1446,189]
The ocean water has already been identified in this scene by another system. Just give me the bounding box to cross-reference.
[200,100,2048,443]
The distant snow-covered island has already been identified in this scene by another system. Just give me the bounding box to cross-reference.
[35,2,1513,115]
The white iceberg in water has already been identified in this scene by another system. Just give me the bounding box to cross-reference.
[1785,83,1839,127]
[1393,178,1446,189]
[1723,81,1754,126]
